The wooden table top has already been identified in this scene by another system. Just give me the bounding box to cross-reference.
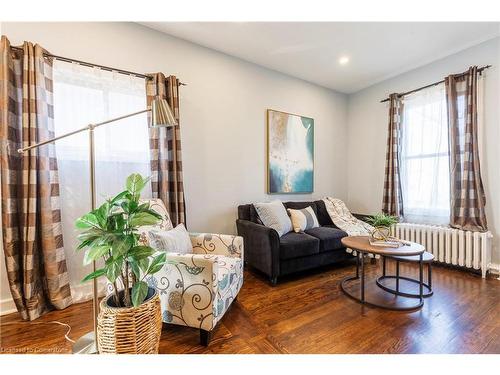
[341,236,425,256]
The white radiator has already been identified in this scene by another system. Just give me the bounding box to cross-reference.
[391,223,493,278]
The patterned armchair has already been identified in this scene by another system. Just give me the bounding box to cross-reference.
[139,199,244,346]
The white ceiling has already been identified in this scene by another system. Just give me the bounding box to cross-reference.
[141,22,499,94]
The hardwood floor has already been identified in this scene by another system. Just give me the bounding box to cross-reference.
[1,260,499,354]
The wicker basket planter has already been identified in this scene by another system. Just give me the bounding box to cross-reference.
[97,287,162,354]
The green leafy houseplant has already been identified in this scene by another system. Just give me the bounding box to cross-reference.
[367,213,399,241]
[367,213,399,228]
[76,173,166,308]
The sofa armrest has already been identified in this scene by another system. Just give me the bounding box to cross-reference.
[189,233,243,259]
[352,213,374,223]
[146,253,219,331]
[236,219,280,279]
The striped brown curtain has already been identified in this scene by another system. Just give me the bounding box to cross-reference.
[146,73,186,226]
[382,93,404,218]
[0,36,72,320]
[445,66,487,231]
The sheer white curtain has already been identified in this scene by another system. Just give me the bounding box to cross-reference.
[400,83,450,225]
[53,62,151,302]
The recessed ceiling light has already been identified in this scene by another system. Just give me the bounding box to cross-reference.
[339,56,350,65]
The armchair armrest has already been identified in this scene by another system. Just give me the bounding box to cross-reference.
[146,253,219,331]
[189,233,243,259]
[236,219,280,279]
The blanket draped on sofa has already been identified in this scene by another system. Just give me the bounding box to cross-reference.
[322,197,374,256]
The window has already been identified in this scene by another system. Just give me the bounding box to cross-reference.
[400,83,450,225]
[53,61,152,301]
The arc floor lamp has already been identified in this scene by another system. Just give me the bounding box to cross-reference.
[18,97,178,354]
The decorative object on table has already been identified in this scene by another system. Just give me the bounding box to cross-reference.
[142,199,244,346]
[366,212,399,242]
[76,173,167,354]
[17,86,177,354]
[267,109,314,194]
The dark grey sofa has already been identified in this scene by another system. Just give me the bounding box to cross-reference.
[236,200,356,285]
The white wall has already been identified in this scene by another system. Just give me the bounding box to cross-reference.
[0,22,348,312]
[346,37,500,263]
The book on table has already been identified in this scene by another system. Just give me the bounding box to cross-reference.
[369,239,401,248]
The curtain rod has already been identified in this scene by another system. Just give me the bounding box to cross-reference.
[380,65,491,103]
[10,45,187,86]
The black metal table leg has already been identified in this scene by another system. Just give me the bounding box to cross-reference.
[355,251,360,278]
[382,256,386,277]
[396,260,400,292]
[360,252,365,303]
[428,263,432,289]
[419,253,423,304]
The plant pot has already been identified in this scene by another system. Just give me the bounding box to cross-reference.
[370,226,391,241]
[97,287,162,354]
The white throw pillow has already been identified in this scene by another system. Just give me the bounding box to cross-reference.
[254,200,292,237]
[287,206,320,233]
[147,224,192,254]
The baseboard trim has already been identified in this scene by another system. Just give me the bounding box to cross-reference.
[70,280,108,303]
[487,263,500,278]
[0,297,17,316]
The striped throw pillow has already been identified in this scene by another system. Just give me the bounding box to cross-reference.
[287,206,320,233]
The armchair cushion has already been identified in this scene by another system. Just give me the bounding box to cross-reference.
[148,224,192,254]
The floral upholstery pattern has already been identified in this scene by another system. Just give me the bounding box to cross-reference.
[140,199,244,332]
[138,198,174,246]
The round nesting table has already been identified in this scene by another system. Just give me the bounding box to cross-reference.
[376,252,434,298]
[340,236,426,311]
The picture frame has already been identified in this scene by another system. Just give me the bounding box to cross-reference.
[267,109,314,194]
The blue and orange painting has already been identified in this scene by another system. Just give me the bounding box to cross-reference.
[267,109,314,194]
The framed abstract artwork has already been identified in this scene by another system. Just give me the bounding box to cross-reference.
[267,109,314,194]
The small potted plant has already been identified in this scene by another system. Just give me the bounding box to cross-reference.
[367,213,399,241]
[76,173,166,354]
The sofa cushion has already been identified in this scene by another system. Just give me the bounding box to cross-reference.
[279,232,320,260]
[314,200,335,226]
[254,200,292,237]
[304,226,347,252]
[287,206,320,233]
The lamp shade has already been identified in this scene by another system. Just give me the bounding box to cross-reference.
[151,97,178,127]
